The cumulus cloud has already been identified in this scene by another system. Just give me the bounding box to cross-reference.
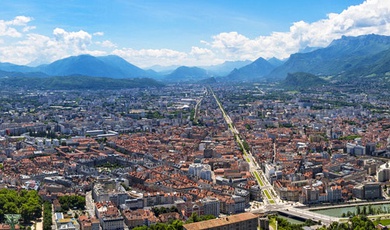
[53,28,92,51]
[6,16,33,26]
[1,0,390,67]
[206,0,390,60]
[96,40,117,48]
[22,26,36,32]
[112,48,188,67]
[93,32,104,36]
[190,46,214,57]
[0,16,34,38]
[0,25,110,65]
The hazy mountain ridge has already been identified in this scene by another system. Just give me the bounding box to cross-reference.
[0,34,390,84]
[202,60,252,76]
[266,34,390,80]
[282,72,327,88]
[37,55,151,79]
[164,66,213,82]
[225,57,275,81]
[0,75,164,90]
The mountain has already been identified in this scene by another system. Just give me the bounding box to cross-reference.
[298,46,320,53]
[147,65,180,74]
[267,58,285,67]
[203,60,252,76]
[164,66,213,82]
[267,34,390,80]
[0,69,48,78]
[197,77,217,84]
[0,75,164,90]
[0,62,37,73]
[37,55,151,78]
[225,57,275,81]
[282,72,327,88]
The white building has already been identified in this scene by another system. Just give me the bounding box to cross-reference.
[377,162,390,182]
[188,163,212,181]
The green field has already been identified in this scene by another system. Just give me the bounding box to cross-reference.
[263,190,275,203]
[375,219,390,226]
[253,171,264,186]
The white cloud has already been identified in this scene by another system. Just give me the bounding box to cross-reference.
[190,46,214,56]
[96,40,117,48]
[0,16,33,38]
[22,26,36,32]
[112,48,188,67]
[1,0,390,67]
[205,0,390,60]
[6,16,32,26]
[53,28,92,50]
[0,26,108,65]
[93,32,104,36]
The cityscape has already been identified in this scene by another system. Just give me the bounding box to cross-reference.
[1,0,390,230]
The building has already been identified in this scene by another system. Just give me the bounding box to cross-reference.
[353,182,382,200]
[377,162,390,182]
[326,186,342,203]
[122,209,158,229]
[200,197,220,217]
[54,213,79,230]
[95,201,124,230]
[188,163,212,181]
[78,216,100,230]
[183,213,259,230]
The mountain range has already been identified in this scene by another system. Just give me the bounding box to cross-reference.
[266,34,390,80]
[225,57,276,81]
[1,34,390,85]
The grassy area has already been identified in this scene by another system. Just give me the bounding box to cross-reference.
[263,190,271,199]
[264,190,275,204]
[374,218,390,226]
[269,217,277,230]
[253,171,265,186]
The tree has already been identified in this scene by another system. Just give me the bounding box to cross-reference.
[186,213,200,223]
[58,195,85,211]
[171,220,183,230]
[43,202,52,230]
[363,206,367,215]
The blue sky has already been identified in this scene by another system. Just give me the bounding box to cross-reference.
[0,0,389,67]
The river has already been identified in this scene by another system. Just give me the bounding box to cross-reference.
[312,203,390,217]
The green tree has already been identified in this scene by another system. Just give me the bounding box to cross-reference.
[171,220,183,230]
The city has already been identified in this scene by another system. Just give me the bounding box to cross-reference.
[1,1,390,230]
[0,81,389,229]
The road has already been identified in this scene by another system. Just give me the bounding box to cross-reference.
[209,87,280,205]
[208,87,390,225]
[85,191,95,218]
[193,98,203,124]
[209,87,343,225]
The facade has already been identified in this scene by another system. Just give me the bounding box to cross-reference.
[122,209,158,229]
[353,182,382,200]
[95,201,124,230]
[377,163,390,182]
[200,197,220,217]
[188,163,213,181]
[54,213,79,230]
[78,216,99,230]
[183,213,259,230]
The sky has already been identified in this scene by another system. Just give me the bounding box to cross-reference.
[0,0,389,68]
